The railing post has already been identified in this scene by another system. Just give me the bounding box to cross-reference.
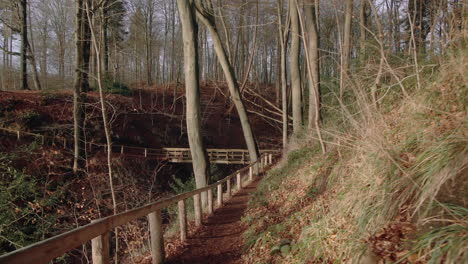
[16,130,20,140]
[120,145,124,154]
[226,178,231,199]
[237,173,241,190]
[217,184,223,207]
[194,194,202,226]
[148,210,164,264]
[178,200,187,242]
[249,167,253,181]
[145,148,148,157]
[91,220,109,264]
[269,154,273,164]
[207,188,213,214]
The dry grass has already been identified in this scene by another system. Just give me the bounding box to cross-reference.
[241,52,467,263]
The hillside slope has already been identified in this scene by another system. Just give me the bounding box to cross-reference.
[240,54,467,264]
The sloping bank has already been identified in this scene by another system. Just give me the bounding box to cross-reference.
[240,54,467,263]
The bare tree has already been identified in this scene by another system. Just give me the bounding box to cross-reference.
[289,0,302,134]
[177,0,210,207]
[340,0,353,99]
[277,0,289,147]
[85,1,120,262]
[194,0,260,164]
[73,0,91,174]
[20,0,28,90]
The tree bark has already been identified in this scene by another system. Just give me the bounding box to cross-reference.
[177,0,210,207]
[304,0,320,131]
[300,0,326,153]
[359,0,368,58]
[73,0,91,174]
[289,0,302,134]
[277,0,289,147]
[340,0,353,99]
[20,0,29,90]
[102,0,110,76]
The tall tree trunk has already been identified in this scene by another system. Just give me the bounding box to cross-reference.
[41,22,48,88]
[340,0,353,99]
[84,2,120,262]
[2,35,6,90]
[277,0,289,147]
[275,35,281,106]
[177,0,210,208]
[20,0,29,90]
[73,0,85,174]
[359,0,368,58]
[305,0,321,131]
[289,0,302,134]
[195,1,260,164]
[73,0,91,174]
[26,41,42,90]
[301,0,326,153]
[102,0,110,76]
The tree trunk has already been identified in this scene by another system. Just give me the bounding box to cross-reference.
[195,1,260,164]
[73,0,91,174]
[301,0,326,153]
[41,22,48,88]
[73,0,84,174]
[340,0,353,99]
[289,0,302,134]
[305,0,320,131]
[177,0,210,208]
[359,0,368,58]
[26,41,42,90]
[20,0,29,90]
[277,0,289,147]
[102,0,110,76]
[84,2,120,262]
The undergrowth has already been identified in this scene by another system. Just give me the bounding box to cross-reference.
[241,52,467,264]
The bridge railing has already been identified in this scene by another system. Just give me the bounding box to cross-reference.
[1,127,278,164]
[0,153,276,264]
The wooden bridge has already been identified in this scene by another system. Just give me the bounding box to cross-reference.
[0,153,276,264]
[0,127,278,164]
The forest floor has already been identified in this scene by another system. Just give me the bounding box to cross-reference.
[160,179,260,264]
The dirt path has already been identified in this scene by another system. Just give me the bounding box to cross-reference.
[165,180,259,264]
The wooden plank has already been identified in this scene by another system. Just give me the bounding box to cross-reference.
[227,178,231,199]
[217,184,222,207]
[207,189,213,214]
[194,194,202,227]
[178,200,187,242]
[148,210,164,264]
[91,220,109,264]
[92,234,109,263]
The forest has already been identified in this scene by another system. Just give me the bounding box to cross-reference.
[0,0,466,263]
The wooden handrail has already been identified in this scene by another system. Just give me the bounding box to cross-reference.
[0,153,276,264]
[0,127,279,164]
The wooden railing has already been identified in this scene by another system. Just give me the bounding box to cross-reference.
[0,127,278,164]
[0,153,275,264]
